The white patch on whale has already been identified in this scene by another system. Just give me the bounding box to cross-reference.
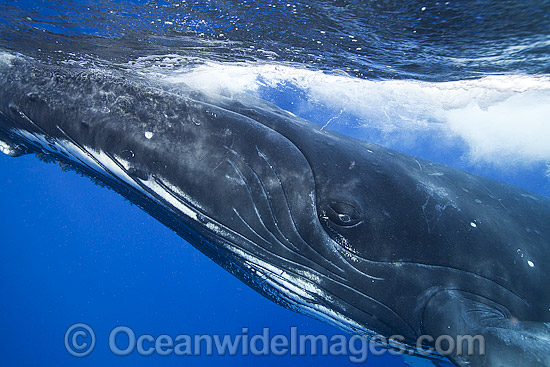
[10,129,200,221]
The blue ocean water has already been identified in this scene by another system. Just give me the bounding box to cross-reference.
[1,1,549,366]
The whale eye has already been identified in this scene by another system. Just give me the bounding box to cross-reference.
[326,201,362,227]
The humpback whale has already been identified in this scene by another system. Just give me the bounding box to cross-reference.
[1,54,549,367]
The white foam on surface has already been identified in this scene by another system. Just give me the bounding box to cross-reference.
[0,51,16,66]
[446,90,550,164]
[155,60,550,167]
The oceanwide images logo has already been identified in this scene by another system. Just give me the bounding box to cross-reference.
[64,323,485,362]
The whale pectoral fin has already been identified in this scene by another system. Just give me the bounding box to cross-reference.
[421,290,550,367]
